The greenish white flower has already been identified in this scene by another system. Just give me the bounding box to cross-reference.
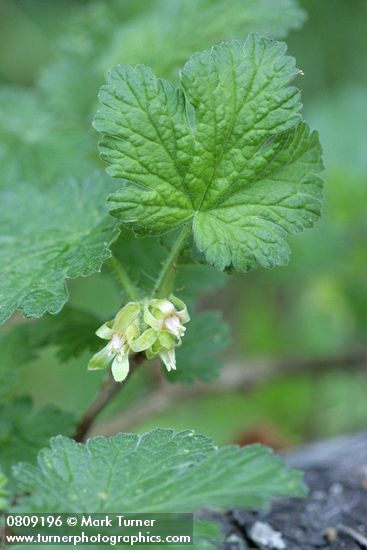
[89,296,190,379]
[144,296,190,371]
[144,296,189,340]
[88,302,155,382]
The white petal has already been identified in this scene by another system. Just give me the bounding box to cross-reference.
[160,349,176,372]
[154,299,175,316]
[111,352,130,382]
[164,315,180,332]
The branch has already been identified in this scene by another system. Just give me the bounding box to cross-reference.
[89,349,367,438]
[73,352,145,442]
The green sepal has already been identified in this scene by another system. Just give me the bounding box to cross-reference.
[95,321,114,340]
[88,345,110,371]
[113,302,141,333]
[130,328,157,353]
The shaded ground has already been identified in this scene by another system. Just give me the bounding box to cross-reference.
[220,432,367,549]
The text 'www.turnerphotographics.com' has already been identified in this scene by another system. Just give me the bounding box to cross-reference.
[4,513,194,546]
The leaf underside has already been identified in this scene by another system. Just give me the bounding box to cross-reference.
[94,34,323,273]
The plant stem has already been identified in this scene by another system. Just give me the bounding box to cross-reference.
[77,225,190,441]
[108,256,139,301]
[73,352,145,442]
[152,223,191,298]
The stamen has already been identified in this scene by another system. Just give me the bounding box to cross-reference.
[109,333,126,354]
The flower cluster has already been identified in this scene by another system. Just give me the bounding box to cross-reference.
[88,296,189,382]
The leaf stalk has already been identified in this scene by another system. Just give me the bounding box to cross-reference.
[108,256,139,301]
[152,224,191,298]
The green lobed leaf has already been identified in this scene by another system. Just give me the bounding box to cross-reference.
[13,429,306,513]
[95,35,323,274]
[0,397,75,488]
[172,311,230,383]
[0,173,120,325]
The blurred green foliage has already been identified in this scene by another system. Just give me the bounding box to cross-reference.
[0,0,366,452]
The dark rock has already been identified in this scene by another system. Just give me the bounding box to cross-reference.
[222,432,367,549]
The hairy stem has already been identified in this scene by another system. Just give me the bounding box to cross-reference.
[108,256,139,301]
[152,223,191,298]
[73,352,145,442]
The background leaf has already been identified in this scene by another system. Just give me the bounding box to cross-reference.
[0,397,75,488]
[0,306,102,365]
[0,0,304,193]
[0,468,8,510]
[0,173,120,324]
[39,0,305,116]
[0,306,102,403]
[172,312,230,384]
[0,87,93,189]
[110,229,228,301]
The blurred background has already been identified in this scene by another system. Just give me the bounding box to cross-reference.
[0,0,366,452]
